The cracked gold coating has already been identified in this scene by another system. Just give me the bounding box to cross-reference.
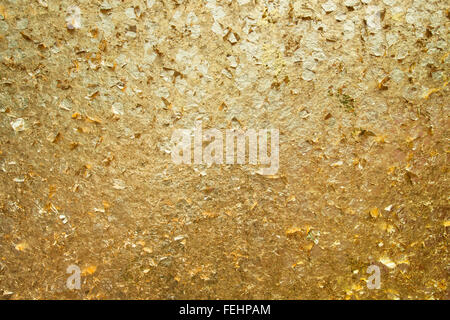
[0,0,449,299]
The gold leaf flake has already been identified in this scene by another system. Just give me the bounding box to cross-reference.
[379,257,396,269]
[102,200,110,210]
[422,88,440,99]
[148,258,157,267]
[202,211,218,218]
[82,265,97,275]
[386,224,395,234]
[302,242,314,252]
[0,5,7,19]
[374,135,386,144]
[287,195,296,203]
[143,247,153,254]
[343,207,356,215]
[15,242,29,251]
[377,76,389,90]
[291,260,304,268]
[437,279,447,291]
[386,288,400,299]
[10,118,26,132]
[71,112,81,119]
[285,227,302,236]
[85,115,102,124]
[218,102,227,111]
[392,12,404,22]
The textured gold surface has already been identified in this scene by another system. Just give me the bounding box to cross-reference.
[0,0,448,299]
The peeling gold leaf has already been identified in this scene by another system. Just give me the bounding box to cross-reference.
[369,207,380,219]
[82,265,97,275]
[15,242,29,251]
